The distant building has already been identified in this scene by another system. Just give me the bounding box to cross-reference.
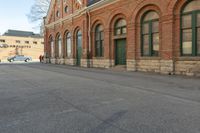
[0,30,44,61]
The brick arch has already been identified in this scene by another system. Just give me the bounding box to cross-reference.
[167,0,188,15]
[106,6,130,28]
[48,34,54,41]
[108,13,127,33]
[133,4,162,25]
[131,0,164,24]
[63,29,71,39]
[91,19,105,33]
[55,32,61,39]
[72,26,82,37]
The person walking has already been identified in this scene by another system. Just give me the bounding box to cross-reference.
[39,55,42,63]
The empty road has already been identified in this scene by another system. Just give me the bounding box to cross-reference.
[0,63,200,133]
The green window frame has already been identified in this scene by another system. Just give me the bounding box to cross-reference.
[181,0,200,56]
[95,24,104,57]
[49,36,54,58]
[66,32,72,57]
[114,19,127,35]
[56,34,62,58]
[141,11,159,56]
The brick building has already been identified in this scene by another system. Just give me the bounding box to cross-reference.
[44,0,200,76]
[0,30,44,61]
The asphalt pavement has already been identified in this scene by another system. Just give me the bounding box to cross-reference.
[0,63,200,133]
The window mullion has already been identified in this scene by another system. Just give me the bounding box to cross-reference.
[192,12,197,56]
[99,34,101,57]
[149,21,153,56]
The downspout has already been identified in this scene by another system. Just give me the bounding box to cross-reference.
[172,14,175,75]
[87,9,91,67]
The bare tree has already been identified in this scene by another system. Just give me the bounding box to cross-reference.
[27,0,51,34]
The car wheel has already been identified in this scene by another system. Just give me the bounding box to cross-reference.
[25,59,29,62]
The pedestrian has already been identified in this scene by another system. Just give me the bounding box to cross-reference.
[41,55,44,63]
[39,55,42,63]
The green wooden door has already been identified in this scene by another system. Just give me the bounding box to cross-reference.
[115,39,126,65]
[76,33,82,66]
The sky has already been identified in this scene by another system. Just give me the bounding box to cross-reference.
[0,0,40,35]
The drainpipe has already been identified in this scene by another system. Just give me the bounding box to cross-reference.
[87,10,91,67]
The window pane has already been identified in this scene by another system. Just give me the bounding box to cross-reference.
[77,30,82,36]
[183,0,200,13]
[100,31,104,40]
[182,29,192,55]
[144,11,159,21]
[96,41,100,56]
[143,35,149,56]
[116,28,121,35]
[77,36,82,48]
[152,21,159,33]
[101,40,104,56]
[122,27,127,34]
[51,41,54,57]
[182,15,192,28]
[95,33,100,41]
[99,25,103,31]
[58,40,62,57]
[142,23,149,34]
[116,19,126,28]
[153,33,159,56]
[197,13,200,27]
[115,19,126,35]
[67,38,71,57]
[198,28,200,54]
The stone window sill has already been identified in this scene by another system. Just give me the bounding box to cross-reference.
[93,57,104,59]
[176,57,200,61]
[138,57,161,60]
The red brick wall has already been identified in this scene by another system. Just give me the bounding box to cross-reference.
[44,0,200,75]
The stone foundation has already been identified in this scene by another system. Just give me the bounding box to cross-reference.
[136,60,160,73]
[44,58,50,63]
[81,59,90,67]
[50,58,56,64]
[127,59,136,71]
[175,61,200,77]
[160,60,173,74]
[64,58,75,65]
[48,57,200,77]
[91,59,112,68]
[55,58,64,64]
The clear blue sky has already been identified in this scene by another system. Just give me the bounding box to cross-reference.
[0,0,39,35]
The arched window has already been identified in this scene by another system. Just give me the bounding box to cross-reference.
[141,11,159,56]
[56,11,60,17]
[66,32,71,57]
[76,30,82,66]
[77,30,82,48]
[181,0,200,56]
[64,6,69,13]
[115,19,127,35]
[95,24,104,57]
[50,36,54,57]
[56,34,62,57]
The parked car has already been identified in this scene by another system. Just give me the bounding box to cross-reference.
[7,55,32,62]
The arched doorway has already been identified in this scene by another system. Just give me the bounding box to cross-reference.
[114,19,127,65]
